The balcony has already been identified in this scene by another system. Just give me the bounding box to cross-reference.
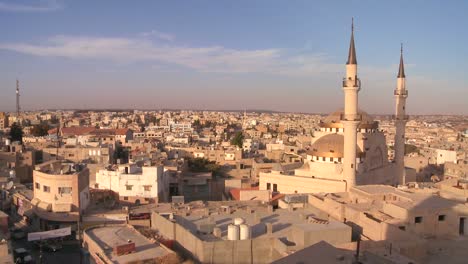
[394,90,408,96]
[392,115,409,121]
[340,113,362,121]
[342,78,361,88]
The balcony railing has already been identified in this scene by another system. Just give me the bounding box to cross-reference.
[391,115,409,121]
[342,78,361,88]
[340,113,362,121]
[394,90,408,96]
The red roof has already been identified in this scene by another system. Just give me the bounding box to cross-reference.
[229,187,259,201]
[61,127,96,136]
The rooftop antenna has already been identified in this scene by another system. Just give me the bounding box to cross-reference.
[16,79,21,118]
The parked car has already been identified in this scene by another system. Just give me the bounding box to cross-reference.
[33,240,63,252]
[14,248,33,263]
[11,230,26,240]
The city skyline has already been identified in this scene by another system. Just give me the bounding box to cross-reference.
[0,0,467,115]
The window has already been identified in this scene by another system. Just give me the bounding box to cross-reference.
[438,215,446,221]
[144,185,152,191]
[399,226,406,231]
[415,216,423,223]
[58,187,72,194]
[267,183,271,190]
[35,182,40,189]
[43,186,50,193]
[126,185,133,191]
[144,198,150,202]
[338,157,342,163]
[273,184,278,192]
[322,157,325,161]
[123,196,128,201]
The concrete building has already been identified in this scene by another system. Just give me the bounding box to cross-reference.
[150,200,352,263]
[95,163,168,204]
[83,224,177,264]
[308,185,468,262]
[0,112,8,131]
[32,160,90,229]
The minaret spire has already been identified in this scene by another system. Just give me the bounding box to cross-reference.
[394,44,409,185]
[398,43,405,78]
[342,18,361,191]
[347,18,357,65]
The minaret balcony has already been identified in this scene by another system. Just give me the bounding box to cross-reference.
[340,113,362,121]
[394,90,408,96]
[392,115,409,121]
[342,78,360,88]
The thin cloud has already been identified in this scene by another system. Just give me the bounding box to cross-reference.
[139,30,175,41]
[0,34,395,77]
[0,0,62,12]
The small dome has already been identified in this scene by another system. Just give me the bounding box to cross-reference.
[308,134,362,158]
[320,109,377,129]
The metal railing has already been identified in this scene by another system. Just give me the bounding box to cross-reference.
[394,90,408,96]
[340,113,362,121]
[342,78,361,88]
[391,114,409,121]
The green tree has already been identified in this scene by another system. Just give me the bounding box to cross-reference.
[9,122,23,143]
[31,123,50,137]
[404,144,419,155]
[230,131,244,148]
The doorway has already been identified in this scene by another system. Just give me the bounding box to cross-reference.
[460,217,466,235]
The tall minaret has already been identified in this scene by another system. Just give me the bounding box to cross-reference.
[16,79,21,118]
[342,19,361,191]
[393,44,408,185]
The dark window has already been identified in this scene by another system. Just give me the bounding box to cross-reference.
[43,186,50,193]
[144,185,151,191]
[415,216,423,223]
[273,184,278,192]
[126,185,133,191]
[35,182,40,189]
[438,215,446,221]
[58,187,72,194]
[399,226,406,231]
[266,183,271,190]
[123,196,128,201]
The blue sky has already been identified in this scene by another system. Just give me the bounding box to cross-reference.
[0,0,467,114]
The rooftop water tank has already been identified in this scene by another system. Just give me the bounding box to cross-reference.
[233,217,245,225]
[239,224,251,240]
[227,224,239,241]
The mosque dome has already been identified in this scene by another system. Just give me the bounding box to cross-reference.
[320,109,378,129]
[307,134,363,158]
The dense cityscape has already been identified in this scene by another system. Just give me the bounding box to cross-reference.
[1,1,468,264]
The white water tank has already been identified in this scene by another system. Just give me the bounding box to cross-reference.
[227,224,239,240]
[234,217,245,225]
[239,224,251,240]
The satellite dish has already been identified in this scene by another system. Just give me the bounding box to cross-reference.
[5,181,14,190]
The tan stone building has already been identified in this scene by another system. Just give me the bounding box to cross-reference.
[0,112,8,130]
[33,160,90,229]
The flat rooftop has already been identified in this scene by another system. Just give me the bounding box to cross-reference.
[85,225,171,263]
[171,201,347,242]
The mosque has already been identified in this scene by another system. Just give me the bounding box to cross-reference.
[259,21,410,194]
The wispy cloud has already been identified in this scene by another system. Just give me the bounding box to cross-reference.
[139,30,175,41]
[0,34,397,77]
[0,0,62,12]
